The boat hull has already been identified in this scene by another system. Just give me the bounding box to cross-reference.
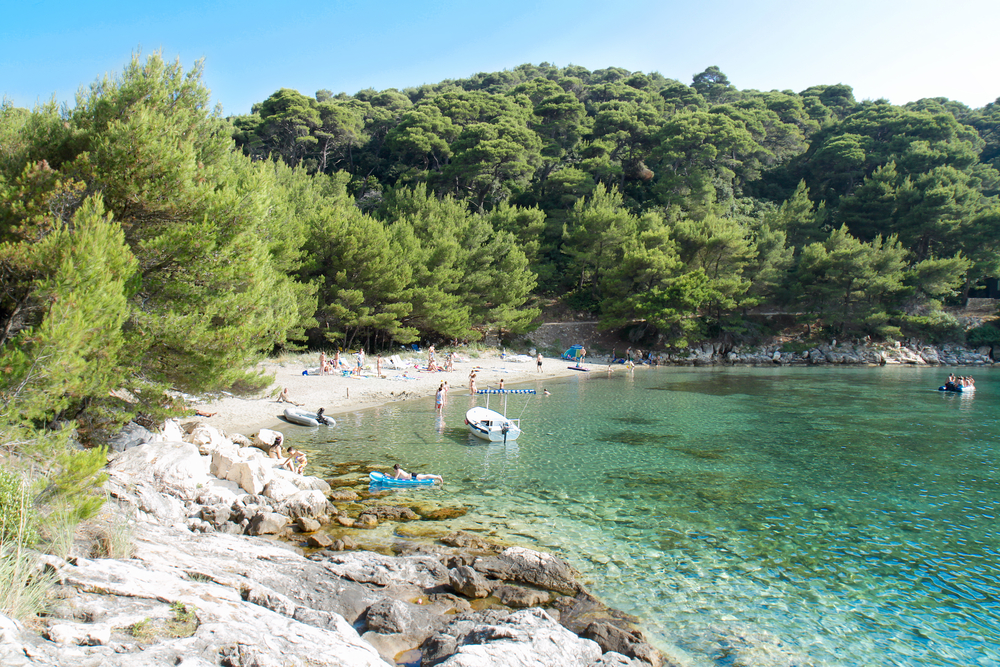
[283,407,336,427]
[465,406,521,442]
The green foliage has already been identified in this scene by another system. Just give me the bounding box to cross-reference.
[897,311,964,343]
[0,467,55,622]
[0,468,39,548]
[966,322,1000,347]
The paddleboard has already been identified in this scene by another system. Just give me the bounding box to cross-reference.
[568,366,590,372]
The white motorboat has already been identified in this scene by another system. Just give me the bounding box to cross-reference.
[465,388,534,442]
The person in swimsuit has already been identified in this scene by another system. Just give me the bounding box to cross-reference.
[393,463,443,482]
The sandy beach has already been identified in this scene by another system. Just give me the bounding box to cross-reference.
[193,350,591,437]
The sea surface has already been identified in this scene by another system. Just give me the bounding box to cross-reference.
[288,365,999,666]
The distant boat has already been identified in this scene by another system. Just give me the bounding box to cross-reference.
[465,388,535,442]
[938,382,974,394]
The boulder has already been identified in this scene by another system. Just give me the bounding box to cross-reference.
[440,530,501,552]
[106,422,156,453]
[449,566,492,599]
[307,533,333,548]
[247,511,288,535]
[278,490,330,519]
[297,516,322,532]
[263,477,302,503]
[273,468,332,493]
[252,428,283,452]
[194,477,243,506]
[472,547,582,596]
[199,503,232,528]
[583,621,663,667]
[182,422,233,456]
[422,608,602,666]
[493,584,551,608]
[358,505,418,522]
[211,450,275,495]
[156,418,185,443]
[106,441,211,503]
[330,488,360,502]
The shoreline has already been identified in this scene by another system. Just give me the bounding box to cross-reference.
[194,350,588,437]
[193,339,995,438]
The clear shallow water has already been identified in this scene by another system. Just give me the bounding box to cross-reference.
[288,366,999,666]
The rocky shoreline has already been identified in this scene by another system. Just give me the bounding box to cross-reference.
[1,419,676,667]
[661,340,994,367]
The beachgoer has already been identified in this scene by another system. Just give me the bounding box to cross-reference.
[443,380,449,398]
[626,347,633,364]
[195,409,216,417]
[319,351,327,375]
[469,371,477,395]
[268,434,284,459]
[393,463,443,483]
[435,383,444,411]
[499,378,505,391]
[543,388,551,396]
[536,352,543,372]
[278,387,302,405]
[334,349,340,371]
[282,447,308,474]
[376,354,382,377]
[578,347,586,368]
[446,351,454,371]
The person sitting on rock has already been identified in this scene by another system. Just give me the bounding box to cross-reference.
[393,463,443,483]
[269,434,285,459]
[283,447,308,474]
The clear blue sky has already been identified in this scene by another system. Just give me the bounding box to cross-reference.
[3,0,998,116]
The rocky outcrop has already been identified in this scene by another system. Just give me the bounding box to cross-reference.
[4,419,670,666]
[661,340,994,367]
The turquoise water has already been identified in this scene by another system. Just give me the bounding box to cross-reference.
[289,366,999,666]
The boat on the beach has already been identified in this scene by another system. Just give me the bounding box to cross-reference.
[465,389,535,442]
[369,471,437,487]
[283,407,336,427]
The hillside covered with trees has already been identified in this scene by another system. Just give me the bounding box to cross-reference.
[229,62,1000,345]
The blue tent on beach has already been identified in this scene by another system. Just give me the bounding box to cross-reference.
[561,344,585,361]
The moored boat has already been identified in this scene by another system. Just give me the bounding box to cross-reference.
[283,407,336,427]
[465,388,535,442]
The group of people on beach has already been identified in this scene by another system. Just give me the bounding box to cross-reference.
[317,349,369,377]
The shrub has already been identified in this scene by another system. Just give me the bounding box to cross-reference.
[0,469,39,549]
[0,469,54,622]
[966,323,1000,347]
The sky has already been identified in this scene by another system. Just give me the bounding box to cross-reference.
[3,0,998,116]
